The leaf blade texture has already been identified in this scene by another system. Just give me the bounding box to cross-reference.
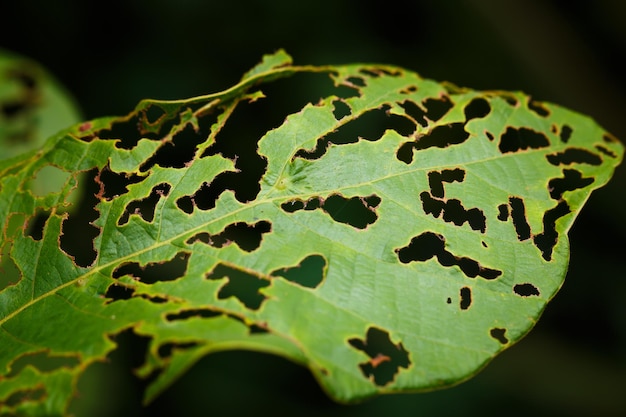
[0,50,623,414]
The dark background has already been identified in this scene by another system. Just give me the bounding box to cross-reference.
[2,0,625,415]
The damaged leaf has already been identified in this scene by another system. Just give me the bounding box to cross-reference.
[0,50,623,415]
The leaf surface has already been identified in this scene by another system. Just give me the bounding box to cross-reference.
[0,50,623,414]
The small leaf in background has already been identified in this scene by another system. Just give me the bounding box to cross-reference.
[0,50,622,415]
[0,49,83,298]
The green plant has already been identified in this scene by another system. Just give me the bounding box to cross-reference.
[0,50,623,416]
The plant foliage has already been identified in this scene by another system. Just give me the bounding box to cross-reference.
[0,50,623,415]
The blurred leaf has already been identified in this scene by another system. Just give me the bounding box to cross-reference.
[0,51,622,415]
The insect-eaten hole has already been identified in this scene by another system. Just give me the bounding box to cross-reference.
[186,220,271,252]
[559,124,572,142]
[528,100,550,117]
[60,169,101,267]
[546,148,602,166]
[139,113,215,172]
[396,232,501,280]
[332,99,351,120]
[422,168,485,234]
[490,328,509,344]
[396,123,469,164]
[25,210,51,241]
[498,127,549,154]
[3,387,46,408]
[26,165,72,197]
[464,97,491,120]
[281,194,380,230]
[513,283,540,297]
[295,106,415,160]
[165,308,222,322]
[509,197,531,241]
[420,192,486,233]
[95,167,145,201]
[104,282,135,303]
[595,145,617,158]
[533,201,570,261]
[348,327,410,386]
[98,114,154,149]
[459,286,472,310]
[270,254,327,289]
[142,103,168,126]
[427,168,465,199]
[497,204,509,221]
[158,341,200,359]
[7,351,80,378]
[117,183,171,226]
[112,251,190,285]
[399,95,453,127]
[548,169,594,200]
[205,263,269,310]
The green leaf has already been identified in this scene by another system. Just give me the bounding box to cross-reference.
[0,51,623,414]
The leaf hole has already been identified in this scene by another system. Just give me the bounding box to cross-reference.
[499,127,550,153]
[60,169,100,267]
[25,210,50,241]
[348,327,410,386]
[205,263,269,310]
[528,100,550,117]
[7,351,80,378]
[3,387,47,408]
[420,192,486,233]
[99,114,153,149]
[560,124,572,142]
[396,232,501,280]
[332,99,351,120]
[501,95,518,106]
[497,204,509,221]
[398,123,470,163]
[603,133,619,143]
[509,197,531,241]
[143,103,167,125]
[281,194,380,230]
[464,97,491,120]
[186,220,271,252]
[112,251,190,284]
[513,283,540,297]
[295,107,415,161]
[546,148,602,166]
[490,328,509,344]
[165,308,222,322]
[158,342,200,359]
[118,183,171,226]
[271,254,327,289]
[95,167,145,201]
[345,76,366,87]
[423,95,454,122]
[26,165,71,197]
[459,286,472,310]
[199,95,268,203]
[427,168,465,199]
[533,201,571,261]
[548,169,594,200]
[595,145,617,158]
[104,282,135,303]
